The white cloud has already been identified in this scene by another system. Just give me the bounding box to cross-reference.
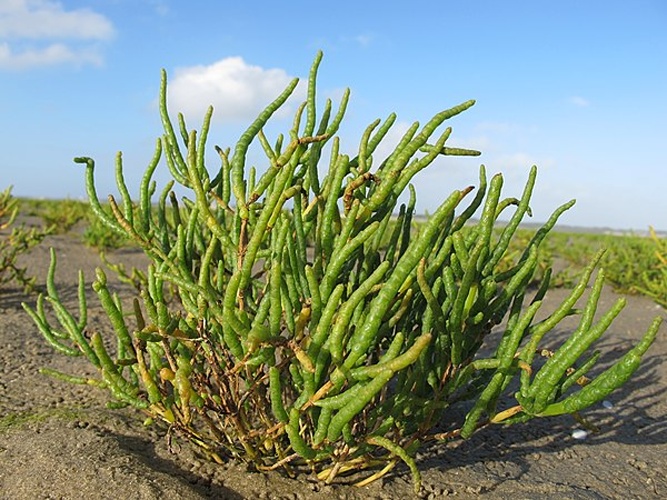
[493,152,547,170]
[0,41,103,69]
[167,57,304,123]
[0,0,114,70]
[145,0,169,17]
[340,33,374,48]
[474,120,539,137]
[353,34,373,47]
[569,96,590,107]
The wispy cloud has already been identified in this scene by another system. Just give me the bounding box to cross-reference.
[474,120,539,137]
[344,33,374,48]
[493,152,551,170]
[0,42,103,69]
[145,0,169,16]
[568,96,591,107]
[355,34,373,47]
[312,32,376,52]
[167,57,304,123]
[0,0,114,70]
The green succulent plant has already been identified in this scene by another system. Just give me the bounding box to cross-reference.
[0,186,51,291]
[23,52,662,493]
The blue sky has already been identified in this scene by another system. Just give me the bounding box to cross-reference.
[1,0,665,231]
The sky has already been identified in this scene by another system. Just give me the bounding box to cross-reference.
[1,0,665,231]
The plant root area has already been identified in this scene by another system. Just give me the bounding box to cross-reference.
[1,230,666,499]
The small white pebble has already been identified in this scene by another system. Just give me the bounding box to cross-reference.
[602,400,613,409]
[572,429,588,440]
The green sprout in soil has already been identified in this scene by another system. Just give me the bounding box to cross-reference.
[0,407,91,434]
[23,52,662,493]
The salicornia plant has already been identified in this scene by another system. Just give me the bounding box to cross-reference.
[23,52,662,492]
[636,226,667,308]
[0,186,51,291]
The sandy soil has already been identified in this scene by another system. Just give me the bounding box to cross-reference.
[1,229,665,499]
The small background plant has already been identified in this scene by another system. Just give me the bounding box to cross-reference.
[82,207,131,250]
[23,53,662,492]
[492,227,667,300]
[0,186,52,292]
[634,226,667,308]
[31,198,88,234]
[21,197,130,251]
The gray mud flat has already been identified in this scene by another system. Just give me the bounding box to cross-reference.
[1,231,665,499]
